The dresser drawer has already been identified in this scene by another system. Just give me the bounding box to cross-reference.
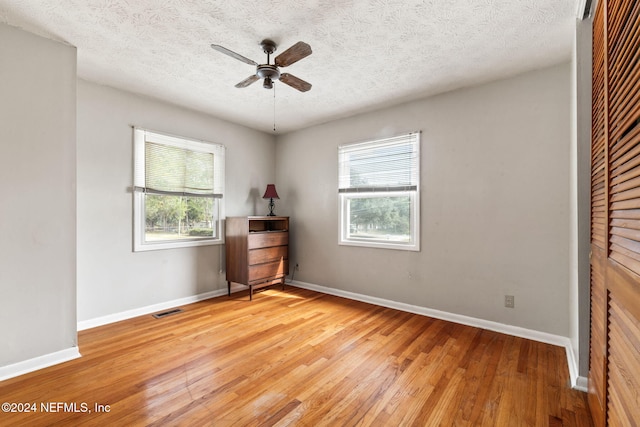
[249,259,289,284]
[249,246,287,265]
[248,231,288,249]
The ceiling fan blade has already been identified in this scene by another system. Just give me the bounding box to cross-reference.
[211,44,257,66]
[235,75,260,88]
[280,73,312,92]
[275,41,312,67]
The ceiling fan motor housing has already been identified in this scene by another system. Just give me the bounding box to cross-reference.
[259,39,280,89]
[256,64,280,81]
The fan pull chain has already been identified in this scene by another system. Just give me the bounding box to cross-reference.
[273,82,276,132]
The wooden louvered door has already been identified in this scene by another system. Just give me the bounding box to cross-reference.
[589,0,640,425]
[588,2,608,424]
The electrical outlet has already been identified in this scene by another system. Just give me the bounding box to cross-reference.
[505,295,515,308]
[295,263,299,271]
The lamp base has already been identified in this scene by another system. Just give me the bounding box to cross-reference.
[267,198,276,216]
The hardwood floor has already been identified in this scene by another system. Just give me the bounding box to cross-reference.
[0,287,592,426]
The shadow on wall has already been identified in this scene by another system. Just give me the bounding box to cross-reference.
[196,245,225,293]
[247,187,261,215]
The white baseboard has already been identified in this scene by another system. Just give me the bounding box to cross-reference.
[289,280,586,391]
[575,376,589,392]
[0,347,81,382]
[565,343,584,391]
[77,288,227,331]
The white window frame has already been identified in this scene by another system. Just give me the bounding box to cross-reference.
[133,128,225,252]
[338,132,420,251]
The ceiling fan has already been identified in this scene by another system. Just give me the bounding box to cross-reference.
[211,39,312,92]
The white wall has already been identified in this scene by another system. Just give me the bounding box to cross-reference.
[76,80,276,322]
[0,23,77,366]
[570,17,593,380]
[277,63,572,336]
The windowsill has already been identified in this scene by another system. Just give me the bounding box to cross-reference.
[339,240,420,252]
[133,238,224,252]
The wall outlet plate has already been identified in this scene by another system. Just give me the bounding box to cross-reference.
[505,295,515,308]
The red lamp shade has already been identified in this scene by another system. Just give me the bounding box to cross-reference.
[262,184,280,199]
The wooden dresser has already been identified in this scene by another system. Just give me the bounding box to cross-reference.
[225,216,289,300]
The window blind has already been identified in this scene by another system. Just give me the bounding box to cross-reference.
[133,128,224,198]
[338,132,420,193]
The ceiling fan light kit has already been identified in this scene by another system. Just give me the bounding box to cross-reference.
[211,39,312,92]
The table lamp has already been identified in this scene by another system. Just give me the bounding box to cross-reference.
[262,184,280,216]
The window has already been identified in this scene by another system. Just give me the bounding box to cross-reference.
[338,132,420,251]
[133,128,225,251]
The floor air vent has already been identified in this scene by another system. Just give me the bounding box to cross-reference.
[152,308,183,319]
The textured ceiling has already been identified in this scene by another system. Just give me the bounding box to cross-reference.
[0,0,578,134]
